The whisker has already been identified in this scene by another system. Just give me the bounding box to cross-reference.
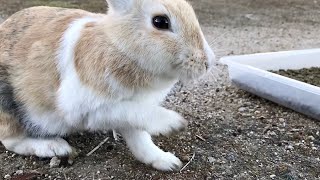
[208,31,228,47]
[213,50,231,57]
[194,68,222,84]
[213,49,229,54]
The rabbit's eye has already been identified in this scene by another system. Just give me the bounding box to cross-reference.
[152,15,170,30]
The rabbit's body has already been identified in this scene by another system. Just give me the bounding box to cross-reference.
[0,7,101,137]
[0,0,214,171]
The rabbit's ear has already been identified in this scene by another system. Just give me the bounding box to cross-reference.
[106,0,134,14]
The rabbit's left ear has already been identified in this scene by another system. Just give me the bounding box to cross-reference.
[106,0,134,14]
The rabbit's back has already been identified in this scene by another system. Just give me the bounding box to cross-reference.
[0,6,99,114]
[0,6,94,65]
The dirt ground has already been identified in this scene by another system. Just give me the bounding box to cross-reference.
[0,0,320,179]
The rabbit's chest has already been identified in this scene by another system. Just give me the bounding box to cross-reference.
[23,81,175,136]
[129,78,177,104]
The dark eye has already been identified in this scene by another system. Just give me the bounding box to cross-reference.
[152,15,170,30]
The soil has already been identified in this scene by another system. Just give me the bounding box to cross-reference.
[1,0,320,180]
[273,68,320,87]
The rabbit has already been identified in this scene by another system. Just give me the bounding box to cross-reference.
[0,0,215,171]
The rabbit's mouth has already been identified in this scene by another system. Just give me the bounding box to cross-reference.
[173,49,215,82]
[173,60,209,82]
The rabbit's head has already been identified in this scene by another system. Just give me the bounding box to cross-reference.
[105,0,215,83]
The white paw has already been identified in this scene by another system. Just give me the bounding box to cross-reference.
[147,109,188,136]
[3,137,72,157]
[151,152,183,171]
[32,138,72,157]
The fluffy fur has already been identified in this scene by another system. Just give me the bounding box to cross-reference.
[0,0,215,171]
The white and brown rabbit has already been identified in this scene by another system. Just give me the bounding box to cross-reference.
[0,0,214,171]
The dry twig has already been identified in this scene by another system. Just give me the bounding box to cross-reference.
[63,173,68,180]
[180,152,196,173]
[86,137,109,156]
[112,129,119,141]
[196,135,206,141]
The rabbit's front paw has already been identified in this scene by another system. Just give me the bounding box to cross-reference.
[152,152,183,171]
[147,109,188,136]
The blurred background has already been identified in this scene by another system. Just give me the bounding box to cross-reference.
[1,0,320,56]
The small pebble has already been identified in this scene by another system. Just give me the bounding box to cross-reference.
[68,159,74,165]
[285,145,294,150]
[226,153,237,162]
[14,170,23,175]
[270,174,276,179]
[290,128,301,132]
[225,169,233,175]
[181,155,190,162]
[4,174,11,179]
[268,131,277,136]
[307,136,315,141]
[208,157,215,163]
[238,107,247,112]
[50,157,61,168]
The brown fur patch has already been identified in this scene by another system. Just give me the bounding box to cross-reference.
[162,0,204,49]
[0,7,97,112]
[0,7,103,137]
[0,110,21,139]
[74,24,153,95]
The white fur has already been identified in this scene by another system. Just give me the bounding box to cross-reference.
[24,108,71,136]
[2,136,72,157]
[120,129,182,171]
[86,102,187,135]
[56,17,185,170]
[57,16,109,128]
[202,35,216,69]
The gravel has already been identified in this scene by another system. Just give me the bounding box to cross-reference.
[272,67,320,87]
[49,157,61,168]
